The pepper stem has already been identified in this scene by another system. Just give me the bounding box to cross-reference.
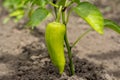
[56,6,62,22]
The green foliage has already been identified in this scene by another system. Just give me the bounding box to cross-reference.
[3,0,26,23]
[73,0,81,4]
[3,0,22,10]
[3,0,120,34]
[58,0,66,6]
[104,19,120,33]
[74,2,104,34]
[27,8,49,28]
[33,0,48,8]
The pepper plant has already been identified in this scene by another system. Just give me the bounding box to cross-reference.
[3,0,120,75]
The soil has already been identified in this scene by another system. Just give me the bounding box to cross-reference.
[0,0,120,80]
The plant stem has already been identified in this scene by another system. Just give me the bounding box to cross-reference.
[51,0,58,19]
[56,6,62,22]
[49,1,58,8]
[62,11,75,75]
[64,31,75,75]
[54,7,57,19]
[66,9,72,24]
[62,12,66,25]
[71,28,92,48]
[65,0,73,7]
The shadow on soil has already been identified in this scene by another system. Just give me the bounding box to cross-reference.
[0,22,116,79]
[87,50,120,79]
[30,27,45,38]
[14,24,45,39]
[110,70,120,79]
[0,38,113,80]
[87,50,120,60]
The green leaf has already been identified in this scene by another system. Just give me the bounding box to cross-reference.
[3,0,21,7]
[104,19,120,34]
[14,15,24,23]
[58,0,66,6]
[74,2,104,34]
[9,9,24,17]
[27,8,49,28]
[33,0,48,8]
[3,0,24,9]
[73,0,80,4]
[24,0,32,4]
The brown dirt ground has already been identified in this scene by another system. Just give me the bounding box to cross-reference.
[0,0,120,80]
